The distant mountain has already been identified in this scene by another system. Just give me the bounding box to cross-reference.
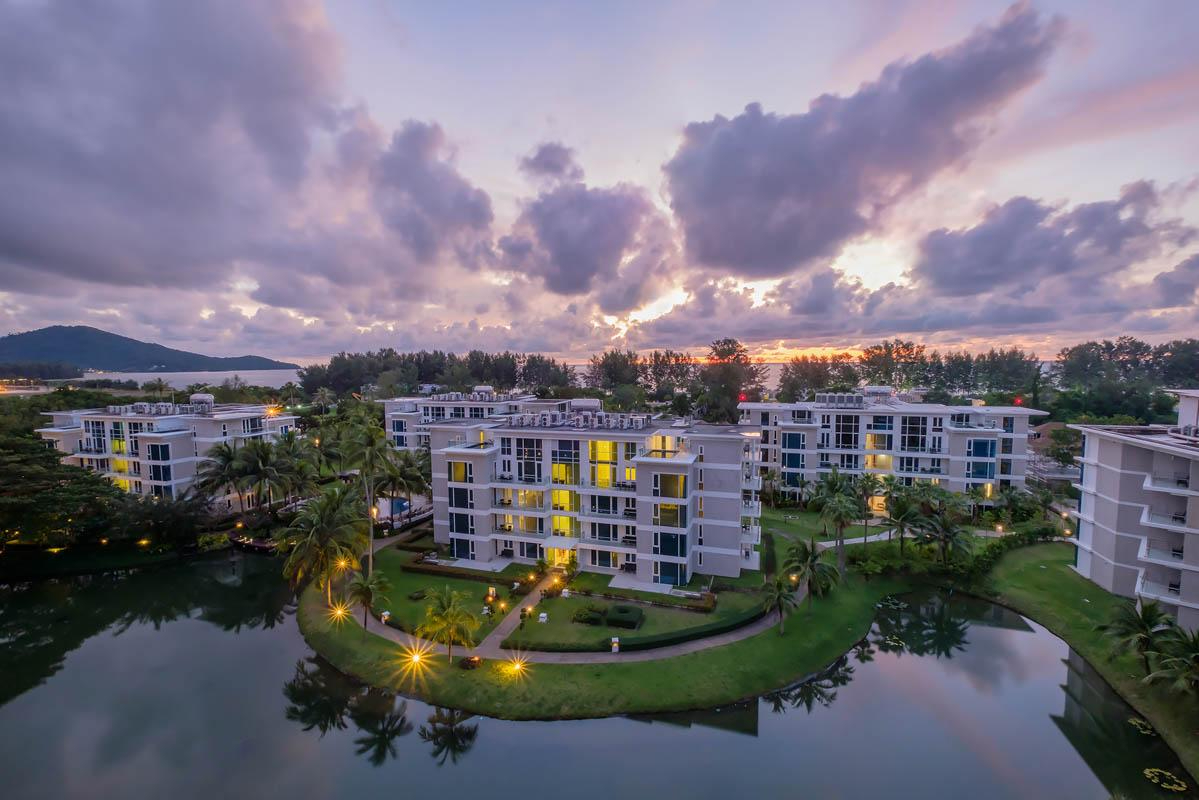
[0,326,299,372]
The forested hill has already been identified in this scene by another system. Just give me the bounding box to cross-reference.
[0,326,298,372]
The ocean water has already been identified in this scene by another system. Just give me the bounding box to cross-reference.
[84,369,301,389]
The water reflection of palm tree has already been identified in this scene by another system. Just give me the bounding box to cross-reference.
[350,692,414,767]
[282,657,355,736]
[921,600,970,659]
[419,707,479,765]
[765,657,855,714]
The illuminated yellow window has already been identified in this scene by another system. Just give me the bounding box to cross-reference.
[552,515,577,536]
[551,489,578,511]
[591,463,615,488]
[111,459,129,474]
[448,461,471,482]
[624,466,636,483]
[114,478,131,491]
[111,440,126,455]
[983,482,993,499]
[589,440,617,463]
[552,462,578,485]
[517,489,541,509]
[518,516,540,534]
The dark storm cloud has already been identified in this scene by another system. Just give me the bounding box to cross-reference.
[662,3,1064,278]
[371,121,494,263]
[500,182,655,298]
[910,181,1196,296]
[0,0,341,289]
[519,142,585,183]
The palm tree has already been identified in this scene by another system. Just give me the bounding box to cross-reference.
[820,492,859,578]
[142,377,170,398]
[1146,626,1199,696]
[916,510,973,565]
[314,386,337,413]
[856,473,882,542]
[1096,600,1176,676]
[280,381,302,406]
[884,493,923,557]
[195,441,246,513]
[419,708,479,765]
[1032,485,1056,520]
[966,484,988,523]
[346,569,391,632]
[417,586,481,662]
[236,438,284,515]
[784,537,839,614]
[793,474,811,510]
[378,450,428,525]
[275,485,367,605]
[762,468,781,508]
[345,421,396,575]
[350,692,413,766]
[761,576,799,634]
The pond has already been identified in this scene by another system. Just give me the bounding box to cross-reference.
[0,553,1193,799]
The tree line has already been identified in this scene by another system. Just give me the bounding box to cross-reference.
[298,349,574,397]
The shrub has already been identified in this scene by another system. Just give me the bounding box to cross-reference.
[760,532,777,575]
[607,604,644,629]
[572,607,604,625]
[620,602,767,651]
[197,532,230,552]
[400,560,499,584]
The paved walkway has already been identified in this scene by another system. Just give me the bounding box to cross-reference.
[355,534,808,664]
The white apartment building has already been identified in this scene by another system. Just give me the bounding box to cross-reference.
[426,404,762,589]
[36,393,297,507]
[380,386,576,453]
[1070,390,1199,631]
[739,387,1047,507]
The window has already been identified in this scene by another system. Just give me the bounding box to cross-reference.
[590,549,614,567]
[147,443,170,461]
[451,538,474,559]
[519,542,544,560]
[1000,459,1012,475]
[449,487,473,509]
[967,439,997,459]
[900,417,927,452]
[782,432,805,450]
[1003,416,1015,434]
[697,551,703,567]
[1000,438,1013,454]
[653,473,687,498]
[968,462,996,479]
[450,406,465,418]
[592,522,617,541]
[149,464,172,482]
[782,452,804,469]
[449,512,474,534]
[653,503,686,528]
[653,531,687,556]
[469,407,485,418]
[501,437,512,455]
[448,461,473,483]
[151,484,173,498]
[654,561,686,586]
[834,415,859,449]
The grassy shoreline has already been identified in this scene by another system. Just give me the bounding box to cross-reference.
[979,543,1199,779]
[298,571,910,720]
[299,541,1199,780]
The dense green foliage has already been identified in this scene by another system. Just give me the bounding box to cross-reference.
[0,325,296,371]
[0,361,81,379]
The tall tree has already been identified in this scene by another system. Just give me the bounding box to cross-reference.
[585,349,644,390]
[697,338,767,423]
[1096,600,1176,676]
[345,421,395,575]
[417,586,481,662]
[275,485,367,605]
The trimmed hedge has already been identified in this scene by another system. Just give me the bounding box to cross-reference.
[567,587,716,612]
[400,560,510,584]
[760,531,777,575]
[619,601,768,651]
[607,604,644,629]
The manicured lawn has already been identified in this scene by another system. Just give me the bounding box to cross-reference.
[502,589,764,651]
[370,549,497,633]
[986,543,1199,780]
[760,507,829,540]
[568,571,709,607]
[299,567,912,719]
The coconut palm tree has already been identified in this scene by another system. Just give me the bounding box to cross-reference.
[142,377,170,398]
[855,473,882,541]
[419,708,479,765]
[761,575,800,635]
[784,537,840,614]
[235,438,285,515]
[1146,626,1199,696]
[820,492,859,578]
[345,421,396,575]
[762,468,781,508]
[275,485,367,605]
[916,510,973,566]
[884,493,923,557]
[195,441,246,513]
[966,483,989,523]
[346,569,391,632]
[378,450,428,525]
[314,386,337,413]
[1096,600,1176,676]
[349,692,413,766]
[417,586,481,662]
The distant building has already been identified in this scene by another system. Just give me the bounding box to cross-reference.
[738,386,1047,507]
[36,393,296,509]
[421,398,761,588]
[1069,390,1199,631]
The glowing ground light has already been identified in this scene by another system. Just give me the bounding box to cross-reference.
[394,640,435,688]
[507,656,529,680]
[137,538,151,547]
[336,558,350,571]
[327,602,351,625]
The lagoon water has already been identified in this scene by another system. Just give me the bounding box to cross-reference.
[0,553,1193,799]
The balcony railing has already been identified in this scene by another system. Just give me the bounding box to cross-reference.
[493,473,547,485]
[1146,510,1190,530]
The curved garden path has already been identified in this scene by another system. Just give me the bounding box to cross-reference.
[347,528,899,664]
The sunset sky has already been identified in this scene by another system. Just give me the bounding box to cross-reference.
[1,0,1197,364]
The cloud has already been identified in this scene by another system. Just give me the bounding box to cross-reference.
[909,181,1196,296]
[500,181,663,305]
[662,3,1064,279]
[518,142,584,184]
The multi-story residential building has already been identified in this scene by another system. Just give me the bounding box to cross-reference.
[36,393,296,507]
[380,386,573,453]
[739,387,1047,508]
[425,404,762,588]
[1069,390,1199,631]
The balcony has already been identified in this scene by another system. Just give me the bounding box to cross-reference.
[577,478,637,494]
[741,524,761,544]
[492,472,547,486]
[741,499,762,517]
[1137,574,1182,602]
[1143,508,1194,533]
[1143,473,1197,498]
[1138,538,1188,569]
[741,473,762,491]
[578,506,624,519]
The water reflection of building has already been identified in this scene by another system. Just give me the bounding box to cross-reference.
[628,700,759,737]
[1051,649,1197,799]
